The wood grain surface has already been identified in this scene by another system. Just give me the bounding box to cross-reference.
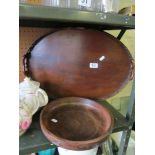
[40,97,113,150]
[27,29,133,99]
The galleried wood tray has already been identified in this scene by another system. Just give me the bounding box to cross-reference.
[24,29,134,99]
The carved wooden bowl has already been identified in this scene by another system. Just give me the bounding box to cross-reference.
[40,97,113,150]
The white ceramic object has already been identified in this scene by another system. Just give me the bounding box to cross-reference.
[19,77,48,136]
[19,101,32,136]
[58,147,98,155]
[19,77,48,111]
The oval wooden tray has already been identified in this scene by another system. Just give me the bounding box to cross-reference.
[40,97,113,150]
[25,29,133,99]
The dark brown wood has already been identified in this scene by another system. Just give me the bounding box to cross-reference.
[28,29,133,99]
[40,97,114,150]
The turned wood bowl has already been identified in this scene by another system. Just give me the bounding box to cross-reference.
[40,97,113,150]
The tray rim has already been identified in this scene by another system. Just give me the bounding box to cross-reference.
[24,29,134,100]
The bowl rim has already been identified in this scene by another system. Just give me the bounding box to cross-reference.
[40,97,114,149]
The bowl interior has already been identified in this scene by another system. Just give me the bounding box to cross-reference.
[41,98,113,142]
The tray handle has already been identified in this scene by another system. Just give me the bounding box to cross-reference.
[23,51,31,77]
[129,59,135,80]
